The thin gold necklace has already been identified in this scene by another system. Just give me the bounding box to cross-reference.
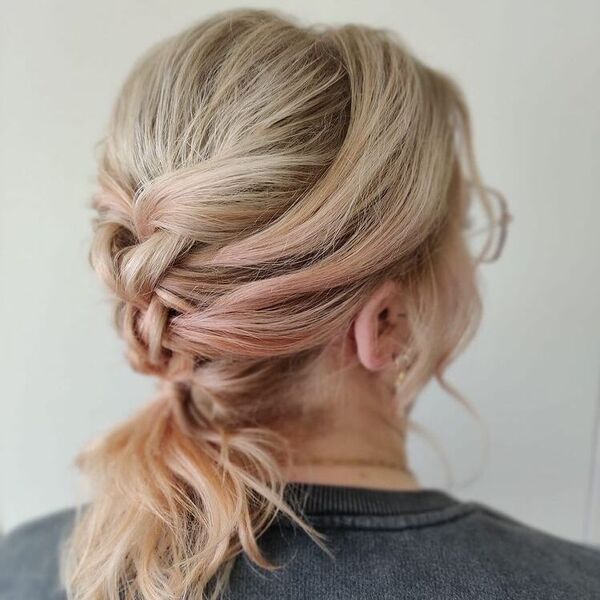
[293,457,410,471]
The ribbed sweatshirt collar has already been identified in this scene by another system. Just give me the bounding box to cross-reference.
[282,482,459,517]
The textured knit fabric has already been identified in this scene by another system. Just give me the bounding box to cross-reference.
[1,482,599,599]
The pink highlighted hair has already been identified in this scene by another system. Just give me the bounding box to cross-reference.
[60,8,500,600]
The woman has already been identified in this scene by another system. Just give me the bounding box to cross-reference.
[1,8,598,600]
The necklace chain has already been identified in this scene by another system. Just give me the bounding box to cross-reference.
[293,457,410,471]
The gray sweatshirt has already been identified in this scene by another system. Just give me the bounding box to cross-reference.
[1,483,599,599]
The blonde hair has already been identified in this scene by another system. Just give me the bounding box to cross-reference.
[61,8,496,600]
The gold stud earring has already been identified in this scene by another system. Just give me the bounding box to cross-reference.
[394,349,413,384]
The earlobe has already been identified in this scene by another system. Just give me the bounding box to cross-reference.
[353,303,383,370]
[352,280,405,372]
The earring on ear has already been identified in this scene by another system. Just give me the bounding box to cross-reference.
[393,348,414,384]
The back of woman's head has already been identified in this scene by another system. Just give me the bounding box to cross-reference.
[61,8,494,600]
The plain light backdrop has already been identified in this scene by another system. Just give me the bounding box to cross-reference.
[1,0,599,542]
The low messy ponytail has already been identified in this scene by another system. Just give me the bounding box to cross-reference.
[61,8,497,599]
[63,380,308,599]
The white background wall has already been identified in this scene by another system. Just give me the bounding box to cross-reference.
[1,0,599,542]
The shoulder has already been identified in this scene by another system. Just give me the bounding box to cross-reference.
[229,501,600,600]
[446,502,600,597]
[469,501,600,559]
[0,506,77,600]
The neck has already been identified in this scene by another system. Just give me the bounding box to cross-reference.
[284,463,419,491]
[282,365,418,492]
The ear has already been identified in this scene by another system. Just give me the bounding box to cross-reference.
[352,279,408,372]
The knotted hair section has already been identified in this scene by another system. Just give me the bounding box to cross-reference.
[90,177,199,381]
[90,176,369,387]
